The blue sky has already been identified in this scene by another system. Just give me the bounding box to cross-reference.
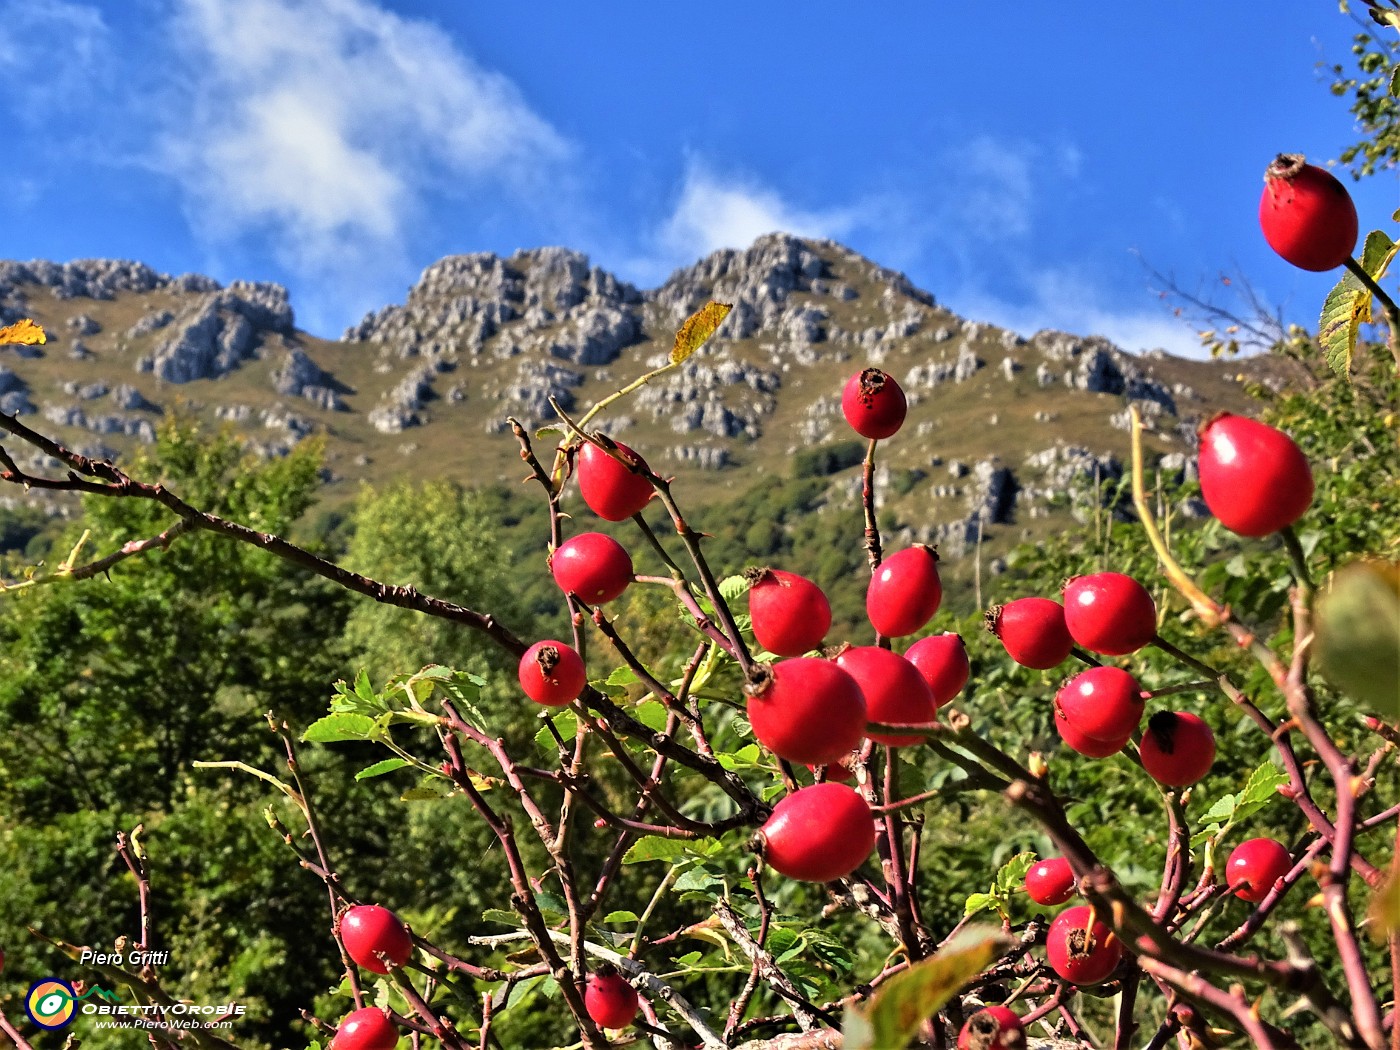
[1,0,1396,355]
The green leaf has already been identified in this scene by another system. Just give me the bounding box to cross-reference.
[535,710,578,753]
[606,665,640,687]
[1390,64,1400,97]
[672,951,703,967]
[962,892,998,918]
[633,699,670,733]
[602,911,639,923]
[1236,762,1289,816]
[1197,792,1239,825]
[673,866,723,894]
[355,758,410,780]
[995,852,1037,894]
[401,777,454,801]
[1316,560,1400,719]
[622,837,693,865]
[1319,230,1399,378]
[303,712,380,743]
[354,667,377,703]
[482,909,519,927]
[718,574,751,601]
[843,926,1010,1050]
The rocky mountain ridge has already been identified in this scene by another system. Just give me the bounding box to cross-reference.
[0,236,1292,561]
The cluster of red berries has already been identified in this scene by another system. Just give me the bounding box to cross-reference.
[496,354,1314,1033]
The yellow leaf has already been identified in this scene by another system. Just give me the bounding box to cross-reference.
[671,301,732,364]
[0,318,47,346]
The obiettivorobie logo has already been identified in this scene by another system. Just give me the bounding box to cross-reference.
[24,977,244,1033]
[25,979,121,1030]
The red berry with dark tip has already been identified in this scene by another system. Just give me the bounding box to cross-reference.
[1227,838,1292,903]
[841,368,907,440]
[331,1007,399,1050]
[986,597,1074,669]
[905,632,970,708]
[1046,905,1123,985]
[518,640,587,707]
[585,968,639,1029]
[1054,666,1144,745]
[1259,153,1358,272]
[835,645,937,746]
[957,1006,1025,1050]
[1139,711,1216,787]
[1197,414,1314,538]
[746,657,868,766]
[1062,572,1156,656]
[551,533,633,604]
[577,439,654,522]
[1025,857,1076,906]
[759,782,876,882]
[747,568,832,656]
[867,545,942,638]
[339,905,412,974]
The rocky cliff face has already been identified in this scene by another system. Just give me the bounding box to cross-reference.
[0,235,1289,554]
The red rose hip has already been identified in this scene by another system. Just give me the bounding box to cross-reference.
[1054,666,1144,744]
[551,533,633,604]
[747,568,832,656]
[905,632,970,707]
[577,439,654,521]
[867,545,942,638]
[1259,154,1358,272]
[1056,714,1132,758]
[518,640,587,707]
[759,782,876,882]
[331,1007,399,1050]
[584,968,639,1029]
[1226,838,1292,903]
[841,368,907,440]
[835,645,937,746]
[1025,857,1076,906]
[1197,414,1314,538]
[1047,905,1123,985]
[339,904,412,974]
[957,1006,1024,1050]
[1139,711,1216,787]
[986,597,1073,669]
[1062,572,1156,655]
[746,657,868,766]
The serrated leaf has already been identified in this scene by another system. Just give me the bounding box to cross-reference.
[354,667,376,702]
[671,301,733,364]
[674,866,723,894]
[606,665,639,687]
[1319,230,1399,378]
[1198,793,1239,825]
[602,910,639,923]
[1316,560,1400,720]
[633,699,670,732]
[995,852,1038,894]
[0,318,46,346]
[962,892,997,917]
[355,758,410,780]
[303,712,380,743]
[535,710,578,753]
[622,837,693,864]
[1236,762,1289,814]
[673,951,703,967]
[718,574,751,601]
[1390,65,1400,97]
[482,909,520,927]
[843,926,1010,1050]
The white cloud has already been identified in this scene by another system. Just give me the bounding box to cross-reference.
[157,0,569,282]
[951,267,1207,359]
[0,1,110,118]
[654,159,866,266]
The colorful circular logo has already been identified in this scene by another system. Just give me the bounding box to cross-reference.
[26,979,77,1029]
